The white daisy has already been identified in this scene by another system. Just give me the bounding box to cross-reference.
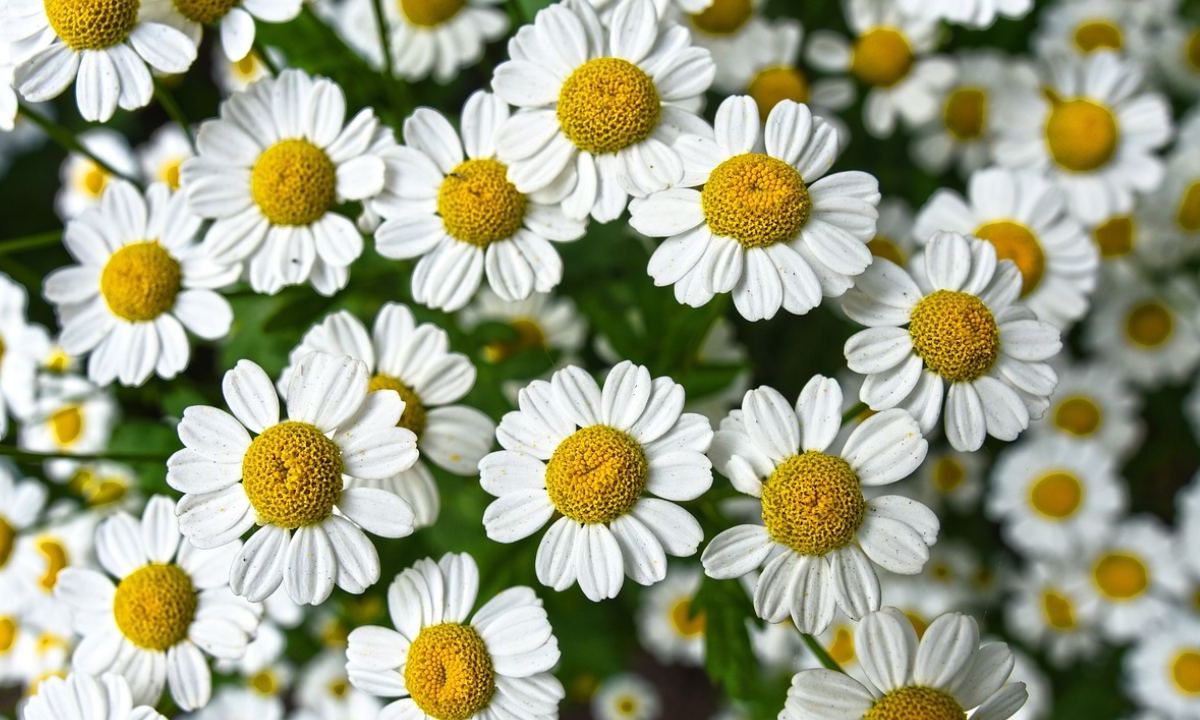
[1142,139,1200,259]
[65,461,139,511]
[0,463,48,592]
[461,289,587,367]
[18,374,117,481]
[491,0,715,221]
[345,552,563,720]
[702,375,933,635]
[24,672,166,720]
[1030,358,1142,458]
[1034,0,1150,59]
[213,47,275,95]
[479,360,713,601]
[593,673,660,720]
[182,69,387,296]
[136,124,193,191]
[293,650,380,720]
[842,231,1062,452]
[373,91,587,311]
[896,0,1032,28]
[1005,559,1101,668]
[636,565,705,666]
[1152,21,1200,97]
[1084,273,1200,387]
[55,129,138,221]
[742,19,852,128]
[8,512,98,635]
[142,0,300,63]
[678,0,774,93]
[905,448,985,515]
[0,272,42,439]
[1126,618,1200,718]
[167,352,420,605]
[630,97,880,321]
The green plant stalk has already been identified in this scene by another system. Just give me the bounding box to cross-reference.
[0,230,62,256]
[18,103,138,184]
[153,78,195,149]
[801,633,846,673]
[253,40,281,75]
[0,445,170,464]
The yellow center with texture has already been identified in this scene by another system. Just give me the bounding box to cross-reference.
[399,0,465,27]
[1054,396,1102,436]
[251,139,337,226]
[482,318,545,363]
[943,87,987,141]
[908,290,1000,382]
[44,0,139,50]
[1172,650,1200,695]
[689,0,752,35]
[703,153,810,249]
[242,421,343,528]
[974,221,1045,296]
[438,159,526,246]
[865,686,966,720]
[1073,20,1123,53]
[1125,301,1173,348]
[545,425,647,524]
[405,623,495,720]
[749,66,809,122]
[1045,99,1118,173]
[760,451,865,556]
[100,242,182,322]
[852,28,914,88]
[113,564,197,651]
[1093,552,1149,601]
[557,58,660,155]
[172,0,238,24]
[1028,471,1084,519]
[368,374,427,437]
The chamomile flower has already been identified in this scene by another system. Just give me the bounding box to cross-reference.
[1126,618,1200,718]
[54,496,261,710]
[702,376,932,635]
[278,303,495,527]
[479,361,713,601]
[182,69,387,296]
[136,124,192,191]
[19,375,116,481]
[1152,22,1200,97]
[463,289,586,365]
[0,273,42,439]
[896,0,1032,28]
[879,571,969,640]
[491,0,715,221]
[743,20,851,126]
[1084,274,1200,387]
[213,48,274,94]
[168,352,420,605]
[294,651,380,720]
[1030,358,1142,458]
[1088,211,1185,270]
[345,552,563,720]
[782,607,1027,720]
[0,464,48,589]
[24,673,167,720]
[906,448,985,514]
[1143,140,1200,256]
[373,91,587,311]
[1034,0,1149,59]
[593,673,659,720]
[54,129,138,221]
[143,0,300,63]
[636,565,705,666]
[66,461,138,510]
[679,0,774,93]
[630,97,880,321]
[842,231,1062,452]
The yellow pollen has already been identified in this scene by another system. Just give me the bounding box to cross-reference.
[748,66,809,123]
[1187,29,1200,72]
[1093,551,1149,601]
[1041,589,1077,630]
[242,421,344,529]
[908,290,1000,382]
[113,563,196,650]
[172,0,238,23]
[931,457,965,493]
[49,405,84,447]
[868,235,906,266]
[234,53,261,78]
[367,374,427,438]
[482,318,546,363]
[943,87,988,141]
[0,518,14,568]
[864,686,966,720]
[1094,215,1134,258]
[1028,471,1084,520]
[100,241,182,322]
[249,669,280,695]
[1045,98,1119,173]
[404,623,495,720]
[851,28,914,88]
[79,163,110,197]
[45,348,71,373]
[0,617,15,653]
[250,139,337,226]
[1053,396,1102,437]
[159,158,183,190]
[702,153,810,249]
[36,538,69,592]
[760,451,865,556]
[1172,650,1200,695]
[557,58,661,155]
[1176,181,1200,232]
[974,221,1045,296]
[69,468,129,506]
[827,626,855,666]
[43,0,139,50]
[668,598,705,638]
[438,158,527,246]
[689,0,752,35]
[399,0,465,27]
[1125,300,1174,348]
[1073,19,1124,53]
[545,425,647,524]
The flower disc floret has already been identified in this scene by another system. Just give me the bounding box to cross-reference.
[1092,552,1148,600]
[556,58,661,155]
[851,27,914,88]
[864,686,966,720]
[113,563,197,651]
[404,623,495,720]
[250,139,337,226]
[759,451,865,556]
[100,242,182,322]
[1124,301,1173,348]
[1073,20,1123,52]
[438,158,526,246]
[242,421,344,528]
[702,153,810,249]
[1054,397,1102,436]
[908,290,1000,382]
[1045,99,1118,173]
[44,0,139,50]
[1028,471,1084,519]
[544,425,647,524]
[367,374,427,437]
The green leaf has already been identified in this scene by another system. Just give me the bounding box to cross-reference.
[693,576,758,701]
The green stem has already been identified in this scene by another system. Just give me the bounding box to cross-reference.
[153,79,195,150]
[18,103,138,184]
[0,445,170,464]
[801,633,846,673]
[369,0,395,81]
[841,401,868,423]
[253,41,281,76]
[0,230,62,256]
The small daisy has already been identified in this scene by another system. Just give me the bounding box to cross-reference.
[842,231,1062,452]
[19,374,117,481]
[9,513,97,629]
[679,0,774,93]
[373,91,587,311]
[142,0,301,63]
[1142,140,1200,257]
[864,198,916,269]
[461,289,587,367]
[1005,559,1101,668]
[0,464,48,588]
[136,124,193,191]
[345,552,564,720]
[636,565,705,666]
[593,673,660,720]
[24,673,167,720]
[906,448,985,514]
[66,461,139,510]
[55,496,262,710]
[55,129,138,221]
[213,48,275,94]
[491,0,715,221]
[182,69,387,296]
[879,571,969,640]
[168,352,420,605]
[702,376,933,634]
[1034,0,1149,59]
[1152,22,1200,97]
[1089,210,1187,270]
[630,97,880,321]
[278,303,495,527]
[742,20,852,127]
[294,650,380,720]
[781,607,1027,720]
[1126,618,1200,718]
[479,360,714,601]
[1030,358,1142,458]
[0,273,42,439]
[896,0,1032,28]
[1084,274,1200,387]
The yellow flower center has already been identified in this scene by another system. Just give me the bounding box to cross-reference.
[827,625,855,666]
[557,58,661,155]
[865,686,966,720]
[616,696,639,715]
[1176,181,1200,233]
[1093,551,1149,601]
[905,611,929,639]
[100,242,182,322]
[482,318,545,363]
[0,617,15,654]
[760,451,865,556]
[851,28,914,88]
[943,87,988,141]
[545,425,647,525]
[46,348,72,373]
[172,0,238,23]
[1187,29,1200,72]
[908,290,1000,382]
[233,53,261,79]
[327,678,350,698]
[1173,650,1200,695]
[1041,589,1077,630]
[868,235,906,266]
[668,598,705,638]
[159,158,184,190]
[1093,215,1134,258]
[35,538,69,592]
[974,220,1045,296]
[1124,300,1173,348]
[1073,19,1124,53]
[69,467,130,506]
[78,163,110,197]
[438,158,527,247]
[1045,98,1118,173]
[748,66,809,123]
[1028,471,1084,519]
[0,518,14,569]
[113,564,196,650]
[242,421,344,529]
[367,374,427,438]
[1053,396,1102,437]
[43,0,139,50]
[405,623,495,720]
[689,0,752,35]
[931,457,965,493]
[398,0,465,27]
[250,139,337,226]
[49,404,84,447]
[249,669,280,696]
[702,153,810,249]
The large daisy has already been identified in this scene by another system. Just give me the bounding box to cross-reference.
[629,96,880,321]
[701,376,932,634]
[24,673,167,720]
[491,0,714,221]
[0,272,43,439]
[478,360,713,601]
[167,352,420,605]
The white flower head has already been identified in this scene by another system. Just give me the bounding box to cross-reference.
[19,374,117,481]
[55,129,139,221]
[636,565,705,666]
[136,123,193,191]
[1126,617,1200,718]
[593,673,660,720]
[1004,559,1101,668]
[24,672,167,720]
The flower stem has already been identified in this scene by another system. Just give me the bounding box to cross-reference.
[0,230,62,256]
[801,633,846,673]
[0,445,169,464]
[153,78,195,150]
[253,41,281,76]
[17,103,138,184]
[369,0,395,82]
[841,401,868,423]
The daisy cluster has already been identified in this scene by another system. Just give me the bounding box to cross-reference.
[0,0,1200,718]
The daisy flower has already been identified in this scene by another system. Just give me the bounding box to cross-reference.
[1142,140,1200,258]
[742,20,852,127]
[1004,560,1100,668]
[167,352,420,605]
[680,0,774,93]
[702,376,932,634]
[345,552,563,720]
[136,124,193,191]
[0,464,48,586]
[879,571,969,640]
[182,69,387,296]
[842,231,1062,452]
[0,272,42,439]
[55,129,138,221]
[461,289,586,367]
[1126,618,1200,718]
[1030,358,1142,458]
[55,496,261,710]
[491,0,715,221]
[805,0,955,138]
[143,0,301,63]
[865,198,916,269]
[213,48,275,94]
[278,303,495,527]
[7,0,196,122]
[1088,210,1184,270]
[593,673,660,720]
[373,91,587,311]
[1033,0,1149,59]
[24,672,167,720]
[906,448,985,515]
[479,360,714,602]
[19,374,117,481]
[629,97,880,321]
[1084,274,1200,387]
[293,650,380,720]
[44,181,237,387]
[896,0,1032,28]
[782,607,1027,720]
[67,461,139,510]
[992,51,1172,225]
[636,565,705,666]
[1152,22,1200,97]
